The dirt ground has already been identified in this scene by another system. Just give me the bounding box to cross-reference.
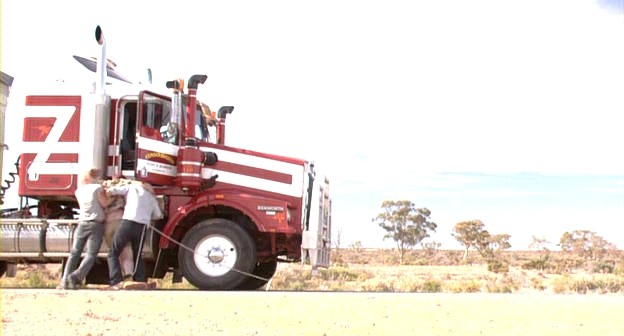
[1,289,623,336]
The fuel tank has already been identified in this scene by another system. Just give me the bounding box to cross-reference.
[0,218,160,261]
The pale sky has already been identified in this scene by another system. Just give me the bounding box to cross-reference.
[2,0,623,250]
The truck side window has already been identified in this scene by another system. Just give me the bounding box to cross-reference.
[142,99,172,143]
[121,103,137,151]
[142,101,170,129]
[121,102,137,170]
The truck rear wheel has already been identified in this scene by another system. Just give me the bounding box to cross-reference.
[178,219,256,290]
[238,259,278,290]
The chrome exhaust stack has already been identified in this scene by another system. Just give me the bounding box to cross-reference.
[95,25,106,95]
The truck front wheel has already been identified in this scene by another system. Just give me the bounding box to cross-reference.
[179,219,256,290]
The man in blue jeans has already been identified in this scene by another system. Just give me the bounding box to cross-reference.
[59,168,110,290]
[105,181,162,290]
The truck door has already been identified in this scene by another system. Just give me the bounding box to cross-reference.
[135,91,177,186]
[118,100,138,177]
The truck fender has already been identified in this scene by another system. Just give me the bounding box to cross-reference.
[158,195,267,249]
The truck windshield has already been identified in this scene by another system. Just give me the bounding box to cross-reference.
[139,92,211,144]
[194,105,212,143]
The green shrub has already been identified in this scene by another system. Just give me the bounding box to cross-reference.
[26,272,48,288]
[522,258,552,271]
[361,280,394,292]
[552,276,570,294]
[397,278,424,292]
[331,260,348,268]
[552,275,624,294]
[269,267,312,290]
[326,282,347,291]
[529,277,546,291]
[598,276,624,293]
[422,279,442,293]
[552,258,585,274]
[485,275,519,293]
[284,280,307,291]
[446,280,481,293]
[570,279,598,294]
[318,266,363,281]
[487,259,509,274]
[590,261,615,274]
[379,253,399,265]
[404,258,430,266]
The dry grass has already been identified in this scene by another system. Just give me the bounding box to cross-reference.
[2,249,623,335]
[269,263,624,294]
[267,248,624,294]
[1,249,623,295]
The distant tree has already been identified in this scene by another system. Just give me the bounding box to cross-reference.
[528,236,551,263]
[453,220,511,260]
[373,200,437,264]
[590,234,618,260]
[559,230,588,256]
[474,230,493,258]
[349,240,363,254]
[559,230,616,260]
[332,227,343,261]
[452,220,486,260]
[422,241,442,257]
[529,236,550,252]
[489,234,512,253]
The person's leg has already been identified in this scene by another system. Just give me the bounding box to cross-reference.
[107,220,133,286]
[61,223,88,287]
[70,222,105,285]
[105,216,134,277]
[103,217,119,249]
[120,245,135,279]
[129,222,147,282]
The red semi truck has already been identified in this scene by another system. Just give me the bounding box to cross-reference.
[0,26,331,290]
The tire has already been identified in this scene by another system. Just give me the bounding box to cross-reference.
[178,218,256,290]
[238,259,278,290]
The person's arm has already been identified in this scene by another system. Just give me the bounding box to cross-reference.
[96,187,114,208]
[151,195,163,220]
[106,185,129,197]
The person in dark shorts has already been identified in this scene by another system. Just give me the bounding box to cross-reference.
[105,182,162,290]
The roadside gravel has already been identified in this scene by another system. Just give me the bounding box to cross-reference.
[2,289,623,335]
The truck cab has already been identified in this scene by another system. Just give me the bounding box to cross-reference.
[0,27,331,290]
